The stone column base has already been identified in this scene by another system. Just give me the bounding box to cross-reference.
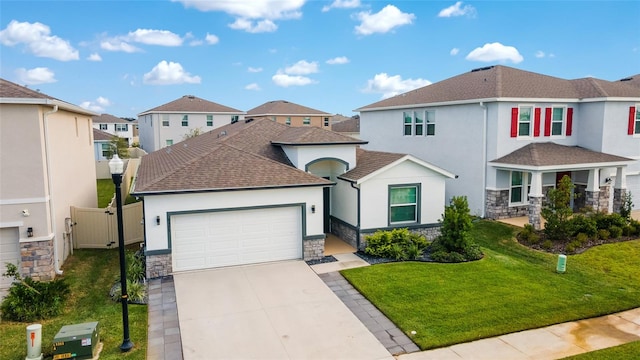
[528,196,543,230]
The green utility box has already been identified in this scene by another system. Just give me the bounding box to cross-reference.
[52,321,99,360]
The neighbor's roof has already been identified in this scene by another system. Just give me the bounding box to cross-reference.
[490,142,633,168]
[357,66,640,111]
[138,95,244,115]
[93,113,133,124]
[271,125,367,146]
[247,100,331,116]
[0,78,97,116]
[331,117,360,133]
[93,128,113,141]
[619,74,640,89]
[133,119,335,194]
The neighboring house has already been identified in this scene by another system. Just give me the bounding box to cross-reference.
[137,95,245,153]
[92,113,136,146]
[246,100,333,129]
[331,115,360,139]
[133,118,453,277]
[93,128,113,161]
[0,78,98,293]
[357,65,640,229]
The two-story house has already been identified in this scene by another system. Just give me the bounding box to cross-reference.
[246,100,333,129]
[0,78,98,294]
[137,95,245,152]
[357,66,640,229]
[92,113,137,146]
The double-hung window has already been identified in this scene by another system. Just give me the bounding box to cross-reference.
[518,106,532,136]
[414,111,424,135]
[182,115,189,127]
[551,107,564,136]
[115,123,128,132]
[389,185,420,224]
[403,112,413,136]
[303,117,311,125]
[635,107,640,134]
[101,143,110,157]
[162,114,170,127]
[426,110,435,136]
[206,115,213,127]
[510,171,531,205]
[285,117,291,126]
[99,124,108,130]
[324,117,330,127]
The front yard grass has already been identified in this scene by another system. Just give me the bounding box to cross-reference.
[0,247,147,360]
[341,220,640,350]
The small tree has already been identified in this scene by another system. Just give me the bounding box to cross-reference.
[541,175,574,240]
[620,191,633,221]
[438,196,473,253]
[106,136,129,159]
[183,127,203,140]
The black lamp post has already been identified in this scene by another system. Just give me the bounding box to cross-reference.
[109,154,134,352]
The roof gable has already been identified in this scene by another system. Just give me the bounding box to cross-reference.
[93,113,130,124]
[0,78,55,99]
[247,100,331,116]
[490,142,632,168]
[139,95,243,114]
[271,126,367,145]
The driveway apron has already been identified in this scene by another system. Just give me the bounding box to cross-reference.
[173,260,393,360]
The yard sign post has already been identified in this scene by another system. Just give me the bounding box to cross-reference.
[109,154,134,352]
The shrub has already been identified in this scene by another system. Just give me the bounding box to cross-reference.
[609,225,623,239]
[1,263,70,322]
[405,242,423,260]
[598,229,610,240]
[619,191,633,221]
[575,233,589,245]
[593,212,626,230]
[438,196,473,253]
[623,225,636,237]
[126,250,145,283]
[430,249,466,263]
[542,176,575,240]
[517,224,540,244]
[566,240,582,254]
[364,228,428,261]
[541,240,553,250]
[570,215,598,238]
[110,279,147,304]
[631,220,640,236]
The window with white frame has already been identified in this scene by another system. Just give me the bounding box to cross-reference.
[182,115,188,127]
[285,117,291,126]
[426,110,435,136]
[166,139,173,146]
[206,115,213,127]
[101,143,110,157]
[115,123,128,132]
[414,111,424,136]
[324,117,329,127]
[303,117,311,125]
[551,107,564,136]
[231,115,239,123]
[403,112,413,136]
[389,185,420,224]
[99,124,108,130]
[162,114,169,127]
[635,107,640,134]
[510,171,532,205]
[518,106,533,136]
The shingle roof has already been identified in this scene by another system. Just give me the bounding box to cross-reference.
[93,128,113,141]
[133,119,334,194]
[93,113,131,124]
[0,78,55,99]
[490,142,632,167]
[339,148,406,181]
[331,117,360,133]
[619,74,640,89]
[271,126,367,145]
[357,66,640,111]
[138,95,243,115]
[247,100,331,116]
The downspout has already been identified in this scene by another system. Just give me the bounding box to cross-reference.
[43,104,64,275]
[480,102,488,218]
[350,182,361,250]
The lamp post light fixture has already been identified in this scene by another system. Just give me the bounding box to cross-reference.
[108,154,134,352]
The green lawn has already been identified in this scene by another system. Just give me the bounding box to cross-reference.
[97,179,115,208]
[341,220,640,350]
[561,341,640,359]
[0,247,147,360]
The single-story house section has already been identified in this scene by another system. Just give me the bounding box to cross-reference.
[132,118,454,277]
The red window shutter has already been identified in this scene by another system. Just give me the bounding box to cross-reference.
[544,108,552,136]
[566,108,573,136]
[630,106,636,135]
[534,108,541,137]
[510,108,518,137]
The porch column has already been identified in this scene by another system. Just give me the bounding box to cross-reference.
[585,168,604,212]
[613,166,628,214]
[528,171,543,230]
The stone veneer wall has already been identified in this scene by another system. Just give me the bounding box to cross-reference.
[485,189,528,219]
[330,217,358,249]
[613,188,628,214]
[20,239,54,281]
[303,238,324,261]
[528,196,543,230]
[146,253,172,279]
[584,186,610,213]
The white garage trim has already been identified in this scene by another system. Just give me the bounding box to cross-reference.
[1,227,20,291]
[169,204,306,272]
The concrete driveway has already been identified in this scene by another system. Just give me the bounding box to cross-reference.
[173,260,393,360]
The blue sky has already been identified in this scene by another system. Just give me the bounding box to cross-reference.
[1,1,639,118]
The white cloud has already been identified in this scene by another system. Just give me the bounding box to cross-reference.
[0,20,79,61]
[248,67,263,73]
[245,83,261,91]
[87,53,102,61]
[176,0,304,33]
[354,5,415,36]
[189,39,203,46]
[100,39,141,53]
[465,42,523,64]
[143,60,202,85]
[450,48,460,56]
[272,73,316,87]
[326,56,349,65]
[363,73,431,99]
[535,50,545,58]
[205,33,219,44]
[126,29,183,46]
[438,1,477,18]
[15,67,57,84]
[322,0,361,12]
[284,60,318,75]
[80,96,112,112]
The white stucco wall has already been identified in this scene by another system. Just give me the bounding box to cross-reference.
[332,178,358,225]
[142,186,325,252]
[281,145,357,171]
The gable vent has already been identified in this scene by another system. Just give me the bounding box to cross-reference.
[619,77,633,82]
[471,66,494,72]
